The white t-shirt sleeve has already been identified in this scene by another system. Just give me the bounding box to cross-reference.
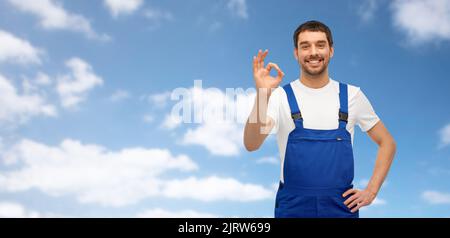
[354,89,380,132]
[266,87,282,134]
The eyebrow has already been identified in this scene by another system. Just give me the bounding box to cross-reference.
[299,40,327,46]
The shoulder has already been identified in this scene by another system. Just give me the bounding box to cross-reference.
[271,85,285,98]
[331,79,361,101]
[267,85,287,105]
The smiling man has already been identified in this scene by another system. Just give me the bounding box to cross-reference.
[243,20,397,218]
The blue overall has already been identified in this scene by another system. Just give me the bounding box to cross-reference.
[274,82,358,218]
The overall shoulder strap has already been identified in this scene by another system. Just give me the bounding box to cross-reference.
[338,82,349,127]
[282,83,303,121]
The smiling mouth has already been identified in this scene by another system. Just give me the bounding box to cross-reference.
[305,59,323,66]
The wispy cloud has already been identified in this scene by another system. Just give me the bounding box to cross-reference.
[208,21,222,33]
[104,0,144,18]
[0,201,40,218]
[142,114,154,123]
[391,0,450,45]
[0,30,43,65]
[357,0,379,23]
[422,190,450,204]
[147,91,171,108]
[438,123,450,148]
[143,6,174,30]
[372,197,387,206]
[0,74,56,125]
[255,156,279,165]
[109,89,130,102]
[56,57,103,109]
[136,208,217,218]
[8,0,110,41]
[227,0,248,19]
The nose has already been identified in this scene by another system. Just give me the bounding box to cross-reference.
[310,45,318,55]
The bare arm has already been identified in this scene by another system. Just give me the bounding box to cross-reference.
[243,49,285,151]
[343,120,397,212]
[365,120,397,196]
[243,89,274,151]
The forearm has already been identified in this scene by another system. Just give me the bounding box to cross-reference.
[366,138,397,196]
[243,90,272,151]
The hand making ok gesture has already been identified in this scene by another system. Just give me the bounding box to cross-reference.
[253,49,285,93]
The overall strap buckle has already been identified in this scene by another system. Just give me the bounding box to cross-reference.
[339,111,348,123]
[291,112,303,120]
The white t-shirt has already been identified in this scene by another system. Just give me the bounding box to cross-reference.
[266,78,380,183]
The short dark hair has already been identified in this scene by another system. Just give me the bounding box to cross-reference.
[293,20,333,48]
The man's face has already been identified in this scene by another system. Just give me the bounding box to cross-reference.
[294,30,334,76]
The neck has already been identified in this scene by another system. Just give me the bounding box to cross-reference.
[299,69,330,89]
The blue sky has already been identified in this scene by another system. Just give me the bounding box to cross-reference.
[0,0,450,218]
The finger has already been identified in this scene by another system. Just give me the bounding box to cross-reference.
[266,62,281,72]
[253,56,257,74]
[256,49,262,69]
[258,50,265,69]
[342,189,356,198]
[348,197,363,209]
[276,67,285,82]
[351,202,364,213]
[344,193,358,206]
[260,49,268,68]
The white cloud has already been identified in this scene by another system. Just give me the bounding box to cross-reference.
[227,0,248,19]
[372,197,387,206]
[255,156,279,165]
[438,123,450,148]
[0,138,198,207]
[0,201,40,218]
[161,113,182,129]
[161,176,274,202]
[0,74,56,125]
[157,83,254,156]
[0,30,43,65]
[0,138,273,206]
[22,72,53,95]
[391,0,450,45]
[356,178,389,189]
[356,178,370,188]
[136,208,217,218]
[56,57,103,108]
[109,89,130,102]
[357,0,379,23]
[182,121,242,156]
[179,87,254,156]
[422,190,450,204]
[8,0,110,41]
[359,197,387,212]
[104,0,144,17]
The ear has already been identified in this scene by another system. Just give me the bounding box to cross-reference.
[329,46,334,58]
[293,48,298,61]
